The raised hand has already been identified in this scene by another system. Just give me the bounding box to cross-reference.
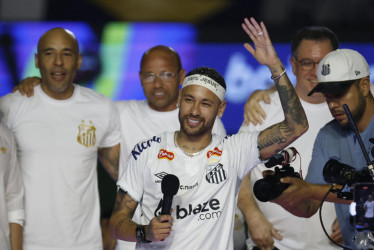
[242,17,279,67]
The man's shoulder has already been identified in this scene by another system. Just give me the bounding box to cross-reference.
[115,99,147,112]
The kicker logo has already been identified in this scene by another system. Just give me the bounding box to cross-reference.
[207,147,222,158]
[176,198,221,221]
[158,149,174,160]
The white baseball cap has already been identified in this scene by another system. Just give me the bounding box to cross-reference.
[308,49,370,96]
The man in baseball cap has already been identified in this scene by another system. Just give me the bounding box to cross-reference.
[270,48,374,249]
[308,49,370,96]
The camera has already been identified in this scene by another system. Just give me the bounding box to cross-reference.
[253,147,301,202]
[323,159,373,187]
[253,164,301,202]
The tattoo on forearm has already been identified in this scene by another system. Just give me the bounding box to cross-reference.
[112,189,137,238]
[258,122,292,150]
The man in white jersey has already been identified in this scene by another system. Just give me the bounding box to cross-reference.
[238,27,342,250]
[0,123,24,250]
[114,45,227,250]
[0,28,121,250]
[364,195,374,228]
[108,17,309,249]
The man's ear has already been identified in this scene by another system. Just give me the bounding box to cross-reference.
[217,100,227,118]
[176,89,182,108]
[35,53,39,69]
[359,76,371,96]
[77,53,82,70]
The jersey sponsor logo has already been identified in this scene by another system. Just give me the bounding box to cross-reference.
[207,147,222,158]
[158,149,174,160]
[0,147,6,154]
[180,182,198,190]
[77,120,96,148]
[176,198,221,221]
[205,163,227,184]
[132,136,161,160]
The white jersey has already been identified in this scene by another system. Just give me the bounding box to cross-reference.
[0,85,121,250]
[115,99,227,249]
[240,92,338,250]
[0,123,24,250]
[364,201,374,218]
[118,131,261,250]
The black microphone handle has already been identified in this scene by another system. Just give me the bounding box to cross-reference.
[161,195,173,215]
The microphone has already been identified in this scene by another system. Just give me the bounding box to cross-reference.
[161,174,180,215]
[265,147,298,168]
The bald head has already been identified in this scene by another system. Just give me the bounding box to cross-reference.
[140,45,182,71]
[37,28,79,55]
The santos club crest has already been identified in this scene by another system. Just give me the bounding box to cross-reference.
[77,120,96,148]
[205,163,227,184]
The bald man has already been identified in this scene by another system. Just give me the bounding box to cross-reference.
[0,28,121,250]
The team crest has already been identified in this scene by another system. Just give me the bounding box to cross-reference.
[205,163,227,184]
[0,147,6,154]
[321,63,331,76]
[77,120,96,148]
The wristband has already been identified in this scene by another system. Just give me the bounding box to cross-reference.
[136,225,151,243]
[271,69,286,80]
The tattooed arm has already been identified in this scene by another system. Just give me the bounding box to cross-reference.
[109,189,174,242]
[98,143,120,181]
[241,17,308,159]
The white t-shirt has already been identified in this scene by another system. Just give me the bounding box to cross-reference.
[364,200,374,218]
[0,85,121,250]
[115,99,227,249]
[118,131,261,250]
[240,92,338,250]
[0,123,24,250]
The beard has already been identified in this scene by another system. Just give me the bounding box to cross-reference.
[178,113,214,137]
[341,92,366,130]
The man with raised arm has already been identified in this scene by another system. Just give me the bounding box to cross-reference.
[238,26,342,249]
[109,17,308,249]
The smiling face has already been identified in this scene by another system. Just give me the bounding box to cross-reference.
[140,48,185,112]
[35,28,82,100]
[291,39,334,104]
[177,84,226,137]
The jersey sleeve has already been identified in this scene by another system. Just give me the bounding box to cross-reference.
[100,100,121,148]
[225,131,262,179]
[3,126,25,226]
[117,141,147,203]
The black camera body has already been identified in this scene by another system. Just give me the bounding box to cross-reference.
[253,164,301,202]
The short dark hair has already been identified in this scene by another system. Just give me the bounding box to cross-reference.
[291,26,339,57]
[140,45,182,71]
[186,66,226,90]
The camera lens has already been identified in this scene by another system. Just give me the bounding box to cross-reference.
[323,159,356,185]
[253,176,285,202]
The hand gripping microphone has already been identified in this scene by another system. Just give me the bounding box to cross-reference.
[264,147,298,168]
[161,174,180,215]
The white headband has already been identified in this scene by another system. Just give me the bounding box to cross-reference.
[182,74,225,101]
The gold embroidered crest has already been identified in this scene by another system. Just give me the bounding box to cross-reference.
[0,147,6,154]
[77,120,96,148]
